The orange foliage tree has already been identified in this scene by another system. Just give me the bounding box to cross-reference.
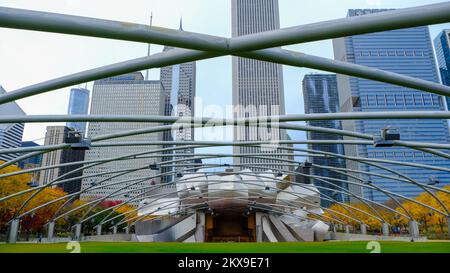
[0,162,67,233]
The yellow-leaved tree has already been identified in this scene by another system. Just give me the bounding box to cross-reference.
[0,161,68,233]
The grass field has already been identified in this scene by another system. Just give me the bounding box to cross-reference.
[0,241,450,253]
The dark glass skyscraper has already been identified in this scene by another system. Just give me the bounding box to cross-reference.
[302,74,348,206]
[38,126,86,195]
[67,87,90,135]
[434,29,450,109]
[333,9,450,202]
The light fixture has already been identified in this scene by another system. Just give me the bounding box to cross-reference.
[427,176,439,185]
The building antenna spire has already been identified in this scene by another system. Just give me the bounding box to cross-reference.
[179,16,183,31]
[145,12,153,81]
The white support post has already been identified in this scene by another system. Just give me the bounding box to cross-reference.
[382,223,389,236]
[409,221,420,239]
[74,224,82,241]
[447,217,450,238]
[96,225,102,236]
[125,226,129,234]
[194,211,205,242]
[345,225,350,234]
[8,219,20,244]
[360,223,367,235]
[255,212,263,242]
[47,221,55,241]
[113,226,117,235]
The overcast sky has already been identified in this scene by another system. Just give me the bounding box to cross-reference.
[1,0,450,157]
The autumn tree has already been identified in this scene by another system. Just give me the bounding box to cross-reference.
[0,162,67,234]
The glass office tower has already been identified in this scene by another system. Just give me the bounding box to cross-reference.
[302,74,348,206]
[67,87,90,135]
[333,9,450,202]
[81,73,165,205]
[434,29,450,110]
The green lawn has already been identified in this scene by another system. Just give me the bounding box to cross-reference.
[0,241,450,253]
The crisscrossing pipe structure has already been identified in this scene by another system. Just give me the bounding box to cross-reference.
[1,2,450,243]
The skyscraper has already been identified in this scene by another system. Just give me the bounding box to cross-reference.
[434,29,450,109]
[18,141,43,184]
[38,126,86,195]
[333,9,450,202]
[302,74,348,206]
[160,21,196,182]
[0,86,25,163]
[81,72,165,205]
[231,0,288,172]
[66,87,90,135]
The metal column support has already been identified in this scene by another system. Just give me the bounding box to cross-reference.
[345,225,350,234]
[96,225,102,236]
[255,212,263,242]
[382,223,390,237]
[74,224,82,241]
[125,226,129,234]
[409,221,420,239]
[330,223,337,240]
[113,226,117,235]
[194,211,205,242]
[47,221,55,241]
[360,223,367,235]
[447,217,450,238]
[8,219,20,244]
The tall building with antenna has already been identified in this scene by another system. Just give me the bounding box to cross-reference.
[231,0,288,172]
[145,12,153,81]
[159,19,197,182]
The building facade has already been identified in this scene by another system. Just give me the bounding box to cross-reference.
[160,33,196,182]
[302,74,348,206]
[231,0,288,172]
[0,86,25,163]
[66,87,90,135]
[38,126,86,195]
[434,29,450,110]
[333,9,450,202]
[18,141,42,184]
[81,72,165,205]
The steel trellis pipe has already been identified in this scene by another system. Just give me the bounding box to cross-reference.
[1,3,450,101]
[78,166,403,228]
[315,164,413,219]
[2,3,450,53]
[2,5,450,104]
[3,142,447,210]
[58,165,377,228]
[3,144,450,219]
